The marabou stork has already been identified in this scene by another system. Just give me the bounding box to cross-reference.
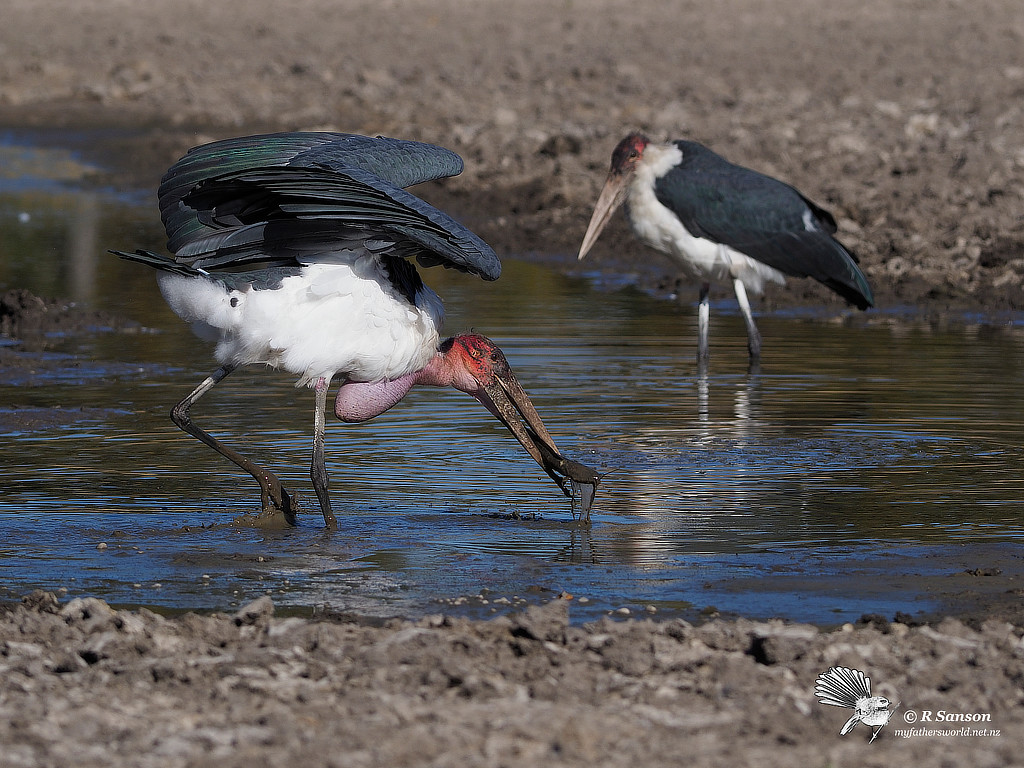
[114,132,598,528]
[578,133,874,362]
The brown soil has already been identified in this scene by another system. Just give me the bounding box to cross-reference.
[2,1,1022,764]
[3,0,1023,317]
[2,593,1021,767]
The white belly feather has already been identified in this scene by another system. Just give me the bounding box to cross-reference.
[627,144,786,295]
[157,252,444,387]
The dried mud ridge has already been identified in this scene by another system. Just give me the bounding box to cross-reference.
[2,592,1020,766]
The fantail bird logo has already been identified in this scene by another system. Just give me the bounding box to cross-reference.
[815,666,896,742]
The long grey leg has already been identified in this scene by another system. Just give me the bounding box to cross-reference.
[697,282,711,366]
[311,376,338,529]
[170,364,297,525]
[732,278,761,360]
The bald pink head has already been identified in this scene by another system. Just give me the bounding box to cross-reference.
[609,132,650,175]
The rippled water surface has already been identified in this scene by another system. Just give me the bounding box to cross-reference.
[2,133,1023,625]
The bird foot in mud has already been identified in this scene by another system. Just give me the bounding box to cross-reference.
[258,486,299,527]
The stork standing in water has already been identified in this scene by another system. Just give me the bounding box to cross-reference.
[114,132,598,529]
[578,133,874,363]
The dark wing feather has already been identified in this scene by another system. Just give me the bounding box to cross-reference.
[110,249,302,292]
[157,132,499,280]
[160,132,463,218]
[655,141,873,309]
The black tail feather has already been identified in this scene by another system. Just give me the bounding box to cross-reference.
[109,249,207,277]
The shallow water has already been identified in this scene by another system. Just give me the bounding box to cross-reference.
[1,134,1023,625]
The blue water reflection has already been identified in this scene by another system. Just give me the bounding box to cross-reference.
[1,134,1023,625]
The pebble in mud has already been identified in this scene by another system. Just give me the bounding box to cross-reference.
[436,593,531,612]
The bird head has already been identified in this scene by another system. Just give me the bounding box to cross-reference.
[441,334,600,512]
[577,132,651,260]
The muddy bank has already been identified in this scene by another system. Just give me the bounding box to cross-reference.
[1,593,1020,767]
[0,288,136,340]
[2,0,1022,317]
